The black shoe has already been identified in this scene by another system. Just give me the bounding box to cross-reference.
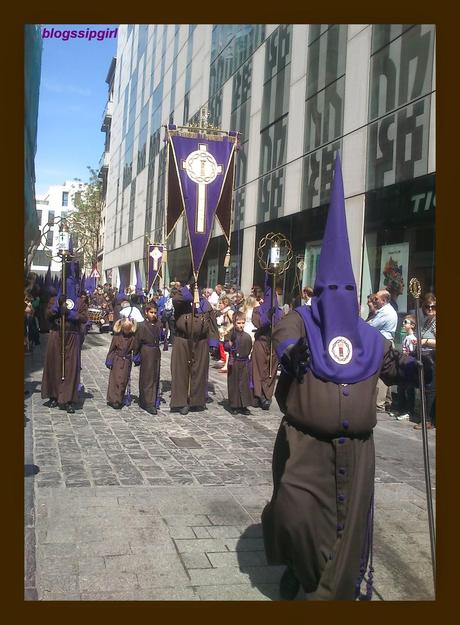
[279,567,300,600]
[240,407,251,416]
[44,398,58,408]
[179,406,189,415]
[206,397,213,404]
[108,402,122,410]
[66,403,75,414]
[260,398,271,410]
[230,408,239,415]
[146,407,158,415]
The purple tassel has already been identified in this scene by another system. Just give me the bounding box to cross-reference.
[356,493,375,601]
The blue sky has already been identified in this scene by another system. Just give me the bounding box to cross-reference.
[35,24,118,196]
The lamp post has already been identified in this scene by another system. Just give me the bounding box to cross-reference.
[257,233,293,378]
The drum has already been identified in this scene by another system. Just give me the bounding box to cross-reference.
[88,307,102,322]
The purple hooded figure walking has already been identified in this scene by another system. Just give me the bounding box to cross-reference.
[261,154,432,601]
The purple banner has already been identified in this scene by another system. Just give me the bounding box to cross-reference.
[148,243,164,290]
[168,132,236,276]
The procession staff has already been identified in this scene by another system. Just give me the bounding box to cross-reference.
[261,155,432,601]
[169,285,219,415]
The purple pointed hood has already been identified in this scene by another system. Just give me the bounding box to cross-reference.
[135,265,145,303]
[296,154,384,384]
[116,272,127,302]
[259,273,282,327]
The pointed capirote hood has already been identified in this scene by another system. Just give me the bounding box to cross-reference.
[135,265,145,303]
[296,153,384,384]
[116,271,127,302]
[258,271,282,327]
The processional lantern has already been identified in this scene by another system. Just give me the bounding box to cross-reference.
[257,232,293,377]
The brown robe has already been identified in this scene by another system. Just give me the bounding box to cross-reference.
[224,329,254,409]
[251,307,279,401]
[106,333,136,405]
[170,292,219,409]
[41,297,88,405]
[262,309,415,600]
[133,319,162,410]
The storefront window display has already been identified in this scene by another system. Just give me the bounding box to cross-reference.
[361,173,435,347]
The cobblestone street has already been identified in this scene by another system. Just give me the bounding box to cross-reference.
[24,330,436,601]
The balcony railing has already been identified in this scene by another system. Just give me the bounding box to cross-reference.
[101,99,113,130]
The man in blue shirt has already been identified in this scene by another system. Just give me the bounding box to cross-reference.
[367,289,398,411]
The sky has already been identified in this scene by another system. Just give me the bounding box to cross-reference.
[35,24,118,196]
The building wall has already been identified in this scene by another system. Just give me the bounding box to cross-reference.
[31,181,87,274]
[24,25,43,269]
[102,24,435,316]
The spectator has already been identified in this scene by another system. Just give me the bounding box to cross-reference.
[302,286,313,306]
[394,314,417,421]
[414,292,436,430]
[240,295,258,340]
[208,284,223,309]
[365,293,377,321]
[215,296,234,372]
[367,289,398,412]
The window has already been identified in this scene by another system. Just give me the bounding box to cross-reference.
[46,229,54,247]
[36,209,42,224]
[32,250,50,267]
[74,191,81,205]
[47,211,55,224]
[62,192,69,206]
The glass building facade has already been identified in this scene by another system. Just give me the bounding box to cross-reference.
[102,24,435,323]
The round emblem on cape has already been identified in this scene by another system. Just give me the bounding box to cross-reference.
[65,298,75,310]
[184,148,219,185]
[328,336,353,365]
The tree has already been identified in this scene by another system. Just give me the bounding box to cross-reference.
[67,167,103,272]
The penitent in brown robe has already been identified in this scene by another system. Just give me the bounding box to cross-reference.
[251,307,279,402]
[170,292,219,410]
[41,297,88,405]
[262,309,418,600]
[133,319,162,410]
[105,333,136,405]
[224,329,254,409]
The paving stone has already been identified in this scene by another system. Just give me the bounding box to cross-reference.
[174,538,228,553]
[78,571,139,593]
[195,583,276,601]
[181,553,212,569]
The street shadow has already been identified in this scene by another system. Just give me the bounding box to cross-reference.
[235,524,309,601]
[235,524,281,600]
[24,464,40,478]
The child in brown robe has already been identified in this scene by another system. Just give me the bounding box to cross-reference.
[224,311,254,415]
[105,318,137,409]
[132,303,162,415]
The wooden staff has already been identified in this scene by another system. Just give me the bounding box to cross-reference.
[409,277,436,587]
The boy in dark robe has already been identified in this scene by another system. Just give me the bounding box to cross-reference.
[133,303,162,415]
[170,286,219,415]
[41,277,88,413]
[105,318,137,409]
[261,155,432,601]
[224,311,254,415]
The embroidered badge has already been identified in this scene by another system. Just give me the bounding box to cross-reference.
[328,336,352,364]
[65,299,75,310]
